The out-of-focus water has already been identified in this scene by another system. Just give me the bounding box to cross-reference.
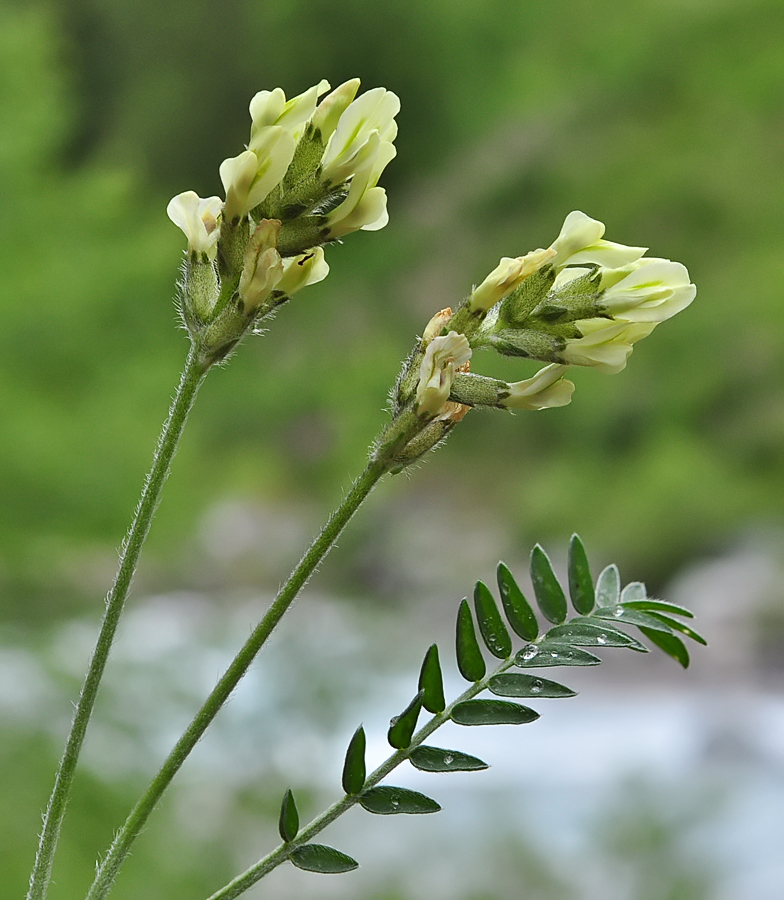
[3,543,783,899]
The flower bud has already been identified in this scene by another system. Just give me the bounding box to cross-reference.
[320,86,400,186]
[502,364,575,410]
[422,308,453,343]
[549,210,646,271]
[276,247,329,297]
[599,258,696,323]
[324,132,395,237]
[415,331,472,416]
[469,248,556,313]
[166,191,223,258]
[220,128,296,222]
[311,78,362,141]
[239,219,284,313]
[561,319,655,373]
[249,80,331,149]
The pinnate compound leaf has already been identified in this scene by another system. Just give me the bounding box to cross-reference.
[489,672,577,698]
[290,844,358,873]
[497,562,538,641]
[410,745,488,772]
[360,786,441,815]
[640,627,690,668]
[515,641,601,668]
[474,581,512,659]
[593,606,673,633]
[342,725,366,795]
[388,691,424,750]
[621,599,694,619]
[530,545,567,624]
[456,599,486,682]
[546,621,648,652]
[279,788,299,842]
[568,534,595,614]
[596,564,621,607]
[451,699,540,726]
[647,613,707,645]
[418,644,446,713]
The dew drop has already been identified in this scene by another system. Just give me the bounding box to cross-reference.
[563,650,574,659]
[391,794,400,808]
[597,634,608,645]
[530,679,544,694]
[550,651,559,659]
[521,645,538,661]
[613,607,624,618]
[443,753,454,766]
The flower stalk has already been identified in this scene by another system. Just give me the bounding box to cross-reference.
[26,347,210,900]
[83,456,390,900]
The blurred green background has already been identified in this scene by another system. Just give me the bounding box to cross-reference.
[2,0,784,897]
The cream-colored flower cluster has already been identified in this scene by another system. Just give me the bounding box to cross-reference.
[165,79,399,334]
[408,210,694,421]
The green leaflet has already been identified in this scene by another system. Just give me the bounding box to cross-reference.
[488,672,577,698]
[497,562,538,641]
[278,789,299,843]
[451,699,540,726]
[388,691,424,749]
[530,545,568,624]
[456,598,486,682]
[647,612,707,645]
[418,644,446,713]
[621,599,695,619]
[290,844,358,874]
[360,786,441,815]
[595,564,621,607]
[593,606,674,633]
[342,725,366,795]
[546,620,648,652]
[410,745,489,772]
[640,627,690,668]
[515,641,601,668]
[474,580,512,659]
[620,581,647,603]
[568,534,595,614]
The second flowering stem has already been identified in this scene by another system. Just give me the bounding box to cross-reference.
[27,347,209,900]
[83,455,390,900]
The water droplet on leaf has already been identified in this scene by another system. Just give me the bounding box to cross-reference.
[521,645,538,660]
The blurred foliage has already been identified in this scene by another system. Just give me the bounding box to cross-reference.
[2,0,784,614]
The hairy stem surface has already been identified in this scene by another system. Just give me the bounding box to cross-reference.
[206,655,518,900]
[84,458,388,900]
[27,347,209,900]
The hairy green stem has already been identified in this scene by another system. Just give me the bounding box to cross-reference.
[206,655,518,900]
[84,458,388,900]
[27,346,209,900]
